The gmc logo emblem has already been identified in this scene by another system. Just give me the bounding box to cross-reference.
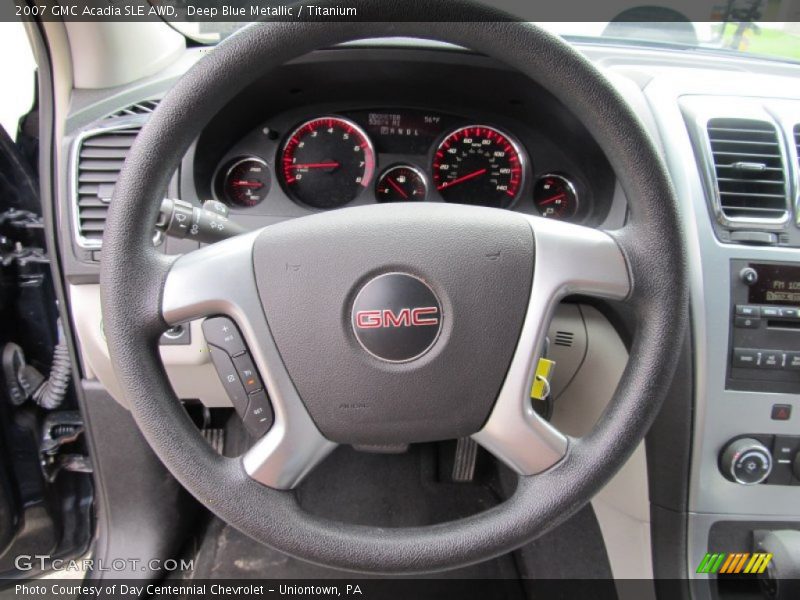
[355,307,440,329]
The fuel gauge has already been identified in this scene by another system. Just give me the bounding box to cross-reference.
[533,174,578,220]
[376,165,427,203]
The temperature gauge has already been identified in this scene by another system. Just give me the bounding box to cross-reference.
[375,165,427,202]
[533,174,578,220]
[222,157,270,207]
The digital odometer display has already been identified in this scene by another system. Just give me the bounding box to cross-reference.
[355,110,452,155]
[748,263,800,305]
[432,125,524,208]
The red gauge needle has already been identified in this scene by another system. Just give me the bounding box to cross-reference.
[287,162,340,169]
[437,168,487,190]
[385,177,409,199]
[538,193,566,205]
[231,180,264,188]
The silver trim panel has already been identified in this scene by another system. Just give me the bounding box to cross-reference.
[161,230,336,489]
[473,217,631,475]
[642,72,800,562]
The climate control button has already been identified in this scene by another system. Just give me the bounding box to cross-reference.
[720,438,773,485]
[794,451,800,481]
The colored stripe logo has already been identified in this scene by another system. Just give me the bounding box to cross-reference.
[696,552,772,574]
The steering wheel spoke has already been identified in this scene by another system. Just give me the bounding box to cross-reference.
[162,231,336,489]
[474,217,631,475]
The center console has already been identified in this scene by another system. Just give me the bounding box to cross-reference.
[644,74,800,599]
[723,261,800,490]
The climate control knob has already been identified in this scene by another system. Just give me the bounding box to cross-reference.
[720,438,772,485]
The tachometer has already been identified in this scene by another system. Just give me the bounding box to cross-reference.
[432,125,524,208]
[280,116,376,209]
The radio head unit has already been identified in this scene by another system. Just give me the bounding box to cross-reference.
[729,260,800,394]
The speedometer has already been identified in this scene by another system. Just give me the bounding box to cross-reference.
[432,125,525,208]
[280,116,376,209]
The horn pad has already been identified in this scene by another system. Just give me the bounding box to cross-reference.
[253,203,534,445]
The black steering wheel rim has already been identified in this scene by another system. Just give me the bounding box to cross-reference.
[100,5,687,574]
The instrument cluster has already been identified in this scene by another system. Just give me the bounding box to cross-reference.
[212,109,585,221]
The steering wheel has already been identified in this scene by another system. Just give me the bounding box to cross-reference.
[100,4,686,573]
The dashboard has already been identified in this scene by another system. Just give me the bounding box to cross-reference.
[56,40,800,596]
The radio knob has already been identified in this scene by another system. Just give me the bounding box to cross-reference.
[739,267,759,286]
[720,438,772,485]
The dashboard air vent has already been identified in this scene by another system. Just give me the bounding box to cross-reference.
[74,126,141,247]
[706,118,788,222]
[795,124,800,168]
[553,331,574,348]
[108,99,159,119]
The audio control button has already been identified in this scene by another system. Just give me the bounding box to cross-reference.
[735,305,761,317]
[779,307,800,319]
[207,345,249,414]
[734,316,760,329]
[761,307,781,318]
[232,353,263,394]
[202,317,246,357]
[740,267,759,285]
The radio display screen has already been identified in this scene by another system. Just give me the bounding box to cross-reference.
[748,263,800,306]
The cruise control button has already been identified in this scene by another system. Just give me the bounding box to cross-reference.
[202,317,246,357]
[208,346,249,413]
[733,348,759,368]
[735,305,761,317]
[243,390,274,437]
[232,353,263,394]
[734,316,760,329]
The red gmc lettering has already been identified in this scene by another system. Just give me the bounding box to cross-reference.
[355,307,439,329]
[356,310,382,328]
[410,307,439,326]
